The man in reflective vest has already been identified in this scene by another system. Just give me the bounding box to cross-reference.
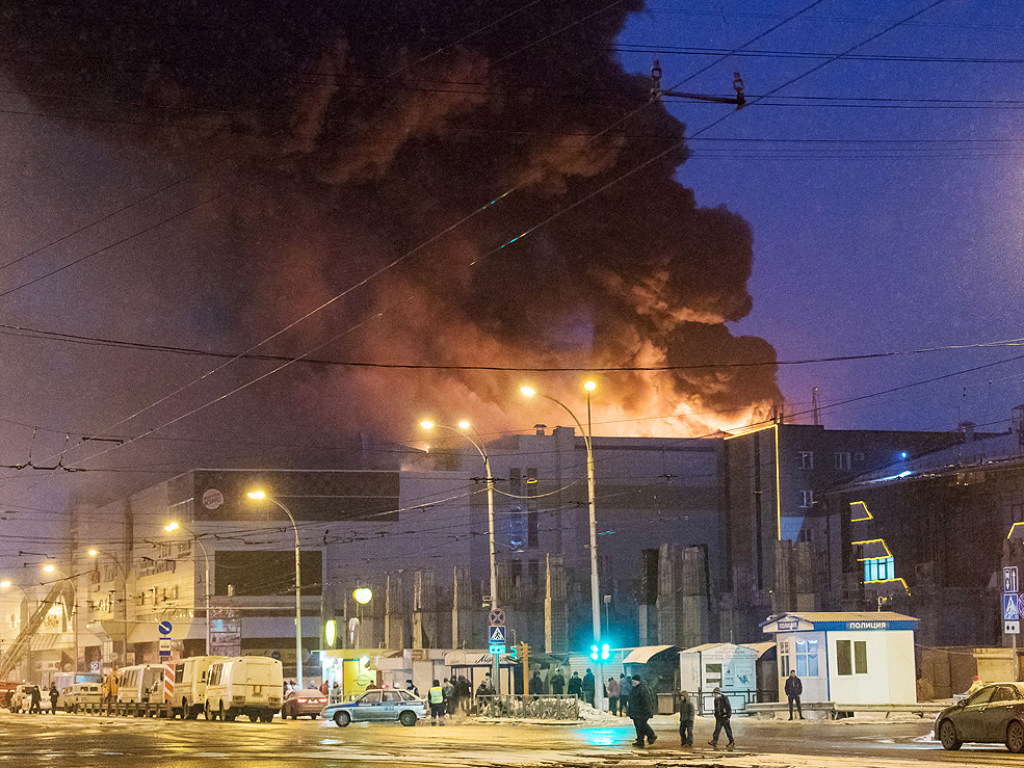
[428,680,446,726]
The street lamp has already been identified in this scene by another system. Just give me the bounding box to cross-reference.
[88,549,130,668]
[246,490,304,687]
[42,563,79,677]
[420,419,500,692]
[521,380,604,709]
[164,522,212,654]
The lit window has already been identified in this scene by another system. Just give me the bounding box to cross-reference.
[795,639,819,677]
[864,557,894,582]
[800,490,814,508]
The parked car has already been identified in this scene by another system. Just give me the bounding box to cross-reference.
[62,682,103,712]
[322,688,424,727]
[9,684,39,713]
[205,656,283,722]
[936,682,1024,752]
[172,655,228,720]
[282,688,327,719]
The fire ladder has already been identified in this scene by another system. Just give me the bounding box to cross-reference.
[0,581,76,679]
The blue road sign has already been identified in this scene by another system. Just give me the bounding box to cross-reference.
[1004,593,1019,621]
[488,625,506,643]
[158,620,173,636]
[488,643,505,655]
[1006,567,1020,594]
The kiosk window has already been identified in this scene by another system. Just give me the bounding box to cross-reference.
[837,640,868,675]
[795,639,818,676]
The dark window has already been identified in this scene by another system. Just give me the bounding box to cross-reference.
[528,559,540,587]
[509,468,522,496]
[526,468,538,511]
[528,510,539,548]
[214,550,322,596]
[508,506,526,552]
[836,640,851,676]
[511,560,523,585]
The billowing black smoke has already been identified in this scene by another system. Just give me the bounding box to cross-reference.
[0,0,780,438]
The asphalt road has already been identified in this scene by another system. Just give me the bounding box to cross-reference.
[1,710,1023,767]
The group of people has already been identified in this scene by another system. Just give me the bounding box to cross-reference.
[425,676,475,724]
[627,681,735,750]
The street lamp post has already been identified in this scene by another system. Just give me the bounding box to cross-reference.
[88,549,130,668]
[247,490,304,687]
[420,419,499,692]
[521,381,605,710]
[164,522,211,654]
[42,564,78,678]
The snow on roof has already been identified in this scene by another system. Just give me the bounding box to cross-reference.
[621,645,680,664]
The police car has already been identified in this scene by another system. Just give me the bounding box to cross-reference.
[321,688,425,727]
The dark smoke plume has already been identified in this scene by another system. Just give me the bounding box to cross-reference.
[0,0,780,439]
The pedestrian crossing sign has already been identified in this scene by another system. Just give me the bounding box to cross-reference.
[488,625,506,643]
[1004,592,1020,621]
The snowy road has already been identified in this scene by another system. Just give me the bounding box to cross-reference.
[1,710,1023,766]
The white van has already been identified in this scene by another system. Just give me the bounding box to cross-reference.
[116,664,164,715]
[172,655,227,719]
[205,656,283,722]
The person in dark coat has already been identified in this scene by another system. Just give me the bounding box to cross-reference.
[678,690,695,747]
[567,671,583,699]
[626,674,657,747]
[785,669,804,720]
[708,687,734,748]
[529,671,545,695]
[29,685,42,714]
[549,669,565,695]
[582,668,596,706]
[48,683,59,713]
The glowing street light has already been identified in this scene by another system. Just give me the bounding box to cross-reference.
[521,380,604,708]
[247,489,304,686]
[352,587,373,605]
[164,521,212,654]
[420,418,501,692]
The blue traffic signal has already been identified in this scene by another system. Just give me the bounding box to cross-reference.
[600,643,610,661]
[589,644,599,661]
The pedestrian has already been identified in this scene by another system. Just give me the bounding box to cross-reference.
[331,681,341,702]
[428,679,446,725]
[48,683,59,713]
[319,680,328,696]
[785,669,804,720]
[626,674,657,747]
[549,668,565,695]
[567,671,583,699]
[457,676,472,713]
[606,677,619,714]
[708,687,734,749]
[619,673,632,716]
[406,678,419,697]
[582,667,596,706]
[29,685,42,714]
[530,670,545,695]
[678,690,694,747]
[443,677,457,718]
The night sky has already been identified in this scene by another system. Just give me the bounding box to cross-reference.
[0,0,1019,563]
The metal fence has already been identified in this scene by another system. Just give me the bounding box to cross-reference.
[476,694,581,720]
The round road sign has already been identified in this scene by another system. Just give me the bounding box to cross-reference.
[488,608,506,627]
[158,620,173,636]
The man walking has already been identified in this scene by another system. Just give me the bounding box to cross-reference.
[785,669,804,720]
[549,669,565,695]
[48,683,59,713]
[708,687,734,749]
[626,674,657,747]
[678,690,694,747]
[442,677,457,718]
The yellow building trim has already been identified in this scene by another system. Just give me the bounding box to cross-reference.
[850,501,873,523]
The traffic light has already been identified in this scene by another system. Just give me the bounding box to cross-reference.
[589,642,611,662]
[508,644,519,661]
